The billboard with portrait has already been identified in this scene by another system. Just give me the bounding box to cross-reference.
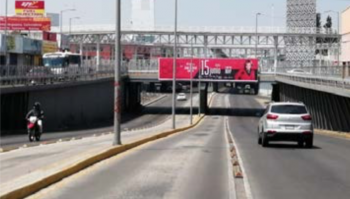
[159,58,259,82]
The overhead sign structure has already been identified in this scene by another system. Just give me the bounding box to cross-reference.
[159,58,259,82]
[15,0,45,17]
[0,17,51,31]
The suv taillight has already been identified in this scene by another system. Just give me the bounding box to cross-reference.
[267,114,279,120]
[302,115,312,121]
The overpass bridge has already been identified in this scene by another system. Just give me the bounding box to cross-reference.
[1,25,349,134]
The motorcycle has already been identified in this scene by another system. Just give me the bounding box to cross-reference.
[27,116,41,142]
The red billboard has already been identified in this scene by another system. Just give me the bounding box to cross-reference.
[16,1,45,9]
[15,1,45,16]
[159,58,259,82]
[43,31,57,41]
[0,17,51,31]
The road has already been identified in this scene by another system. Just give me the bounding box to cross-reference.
[26,93,233,199]
[0,93,197,149]
[227,92,350,199]
[13,89,350,199]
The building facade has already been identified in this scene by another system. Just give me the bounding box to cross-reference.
[342,7,350,65]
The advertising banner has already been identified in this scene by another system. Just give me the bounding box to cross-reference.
[46,13,59,27]
[42,41,58,54]
[43,31,57,42]
[6,35,23,53]
[159,58,259,82]
[15,0,45,16]
[0,34,5,52]
[23,37,42,54]
[0,17,51,31]
[58,34,70,50]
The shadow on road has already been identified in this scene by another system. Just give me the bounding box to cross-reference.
[265,143,322,150]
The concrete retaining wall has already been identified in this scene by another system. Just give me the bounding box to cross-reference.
[0,78,143,134]
[273,83,350,132]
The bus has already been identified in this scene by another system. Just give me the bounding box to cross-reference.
[43,52,81,76]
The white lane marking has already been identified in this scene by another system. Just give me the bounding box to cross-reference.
[225,95,254,199]
[224,116,237,199]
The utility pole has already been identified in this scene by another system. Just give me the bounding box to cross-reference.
[255,13,261,58]
[172,0,178,129]
[113,0,122,145]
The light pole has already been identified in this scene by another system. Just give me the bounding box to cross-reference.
[255,13,261,58]
[113,0,122,145]
[324,10,340,66]
[4,0,8,67]
[60,8,75,49]
[190,38,194,125]
[69,17,80,35]
[172,0,178,129]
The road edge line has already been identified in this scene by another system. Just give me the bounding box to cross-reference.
[224,118,237,199]
[226,118,254,199]
[141,94,167,107]
[0,111,210,199]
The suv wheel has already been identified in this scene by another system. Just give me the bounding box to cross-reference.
[262,133,269,147]
[258,128,262,145]
[305,138,313,148]
[298,140,304,147]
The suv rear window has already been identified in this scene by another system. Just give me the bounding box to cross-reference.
[271,105,307,114]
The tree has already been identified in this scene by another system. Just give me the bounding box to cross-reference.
[316,13,321,29]
[324,15,332,29]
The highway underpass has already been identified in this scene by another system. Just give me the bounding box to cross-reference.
[15,88,350,199]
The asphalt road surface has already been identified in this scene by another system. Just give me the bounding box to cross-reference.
[227,92,350,199]
[0,94,196,148]
[27,93,232,199]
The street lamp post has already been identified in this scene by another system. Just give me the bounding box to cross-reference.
[60,8,75,49]
[69,17,80,35]
[172,0,178,129]
[4,0,8,67]
[190,38,194,125]
[324,10,340,66]
[255,13,261,58]
[113,0,122,145]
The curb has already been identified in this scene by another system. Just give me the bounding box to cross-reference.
[141,94,167,107]
[0,116,206,199]
[315,129,350,140]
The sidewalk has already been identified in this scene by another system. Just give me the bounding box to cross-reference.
[0,93,209,197]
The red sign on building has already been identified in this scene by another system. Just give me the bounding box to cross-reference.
[16,1,45,9]
[15,1,45,16]
[0,17,51,31]
[159,58,259,82]
[43,31,57,41]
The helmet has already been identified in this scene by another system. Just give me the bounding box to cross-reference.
[34,102,41,109]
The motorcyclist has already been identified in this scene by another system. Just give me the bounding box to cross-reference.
[26,102,44,134]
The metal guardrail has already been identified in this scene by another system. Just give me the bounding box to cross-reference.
[1,62,349,93]
[0,65,127,87]
[276,73,350,90]
[50,25,339,35]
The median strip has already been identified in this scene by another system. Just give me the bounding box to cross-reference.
[0,93,216,199]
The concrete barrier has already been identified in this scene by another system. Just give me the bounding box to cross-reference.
[0,93,217,199]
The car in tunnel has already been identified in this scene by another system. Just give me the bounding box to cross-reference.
[258,102,314,148]
[176,93,187,101]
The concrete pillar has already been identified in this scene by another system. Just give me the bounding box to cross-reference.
[271,83,280,102]
[96,36,101,71]
[125,82,142,112]
[79,40,83,66]
[273,36,278,73]
[199,83,209,114]
[213,83,219,92]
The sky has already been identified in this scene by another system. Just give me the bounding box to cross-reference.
[1,0,350,28]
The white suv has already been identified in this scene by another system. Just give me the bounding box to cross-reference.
[258,102,314,148]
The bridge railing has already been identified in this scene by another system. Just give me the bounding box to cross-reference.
[276,73,350,90]
[276,66,344,78]
[53,25,339,35]
[0,64,128,87]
